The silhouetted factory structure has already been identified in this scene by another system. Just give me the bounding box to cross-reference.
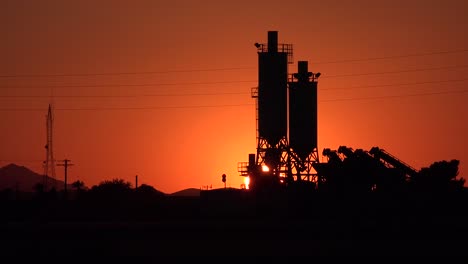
[238,31,420,193]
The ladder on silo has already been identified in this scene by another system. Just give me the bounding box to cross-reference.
[251,87,259,142]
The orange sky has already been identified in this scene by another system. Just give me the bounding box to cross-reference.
[1,0,467,194]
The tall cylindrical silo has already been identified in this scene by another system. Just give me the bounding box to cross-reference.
[258,31,288,146]
[289,61,318,160]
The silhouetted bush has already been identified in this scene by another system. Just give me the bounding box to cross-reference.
[411,159,465,193]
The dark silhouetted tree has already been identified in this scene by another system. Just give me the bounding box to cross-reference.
[71,180,87,200]
[71,180,85,192]
[89,178,133,202]
[91,178,132,192]
[33,183,57,200]
[411,159,465,193]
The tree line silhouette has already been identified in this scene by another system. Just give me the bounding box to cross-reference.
[317,158,465,195]
[0,158,466,222]
[0,160,467,256]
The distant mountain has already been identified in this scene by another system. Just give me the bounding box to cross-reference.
[0,163,68,192]
[135,183,166,197]
[169,188,200,197]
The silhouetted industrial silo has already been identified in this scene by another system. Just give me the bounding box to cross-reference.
[287,61,320,183]
[239,31,426,195]
[257,31,291,146]
[240,31,293,190]
[289,61,318,160]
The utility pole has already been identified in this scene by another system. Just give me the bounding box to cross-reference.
[57,159,74,199]
[135,175,138,189]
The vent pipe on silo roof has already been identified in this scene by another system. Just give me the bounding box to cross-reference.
[294,61,313,82]
[268,31,278,53]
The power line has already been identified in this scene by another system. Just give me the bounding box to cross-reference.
[320,89,468,102]
[0,159,43,163]
[2,78,467,98]
[2,64,467,90]
[322,65,468,78]
[320,78,468,91]
[0,67,256,78]
[0,91,249,98]
[0,103,255,111]
[314,49,468,64]
[0,87,467,111]
[0,80,256,89]
[0,49,466,78]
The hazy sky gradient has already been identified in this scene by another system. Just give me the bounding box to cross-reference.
[1,0,467,193]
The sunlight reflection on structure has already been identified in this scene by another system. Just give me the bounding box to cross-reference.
[244,176,250,189]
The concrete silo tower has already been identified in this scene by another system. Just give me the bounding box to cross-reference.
[288,61,321,184]
[249,31,293,190]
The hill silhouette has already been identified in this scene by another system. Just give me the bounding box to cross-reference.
[0,163,69,192]
[169,187,200,197]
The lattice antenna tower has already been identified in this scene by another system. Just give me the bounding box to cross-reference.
[43,104,56,190]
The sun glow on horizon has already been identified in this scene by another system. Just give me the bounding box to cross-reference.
[244,176,250,189]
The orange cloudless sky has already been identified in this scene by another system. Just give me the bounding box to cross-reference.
[1,0,467,194]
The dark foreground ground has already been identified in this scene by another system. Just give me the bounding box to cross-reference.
[1,190,468,257]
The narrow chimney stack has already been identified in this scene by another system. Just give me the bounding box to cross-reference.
[267,31,278,53]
